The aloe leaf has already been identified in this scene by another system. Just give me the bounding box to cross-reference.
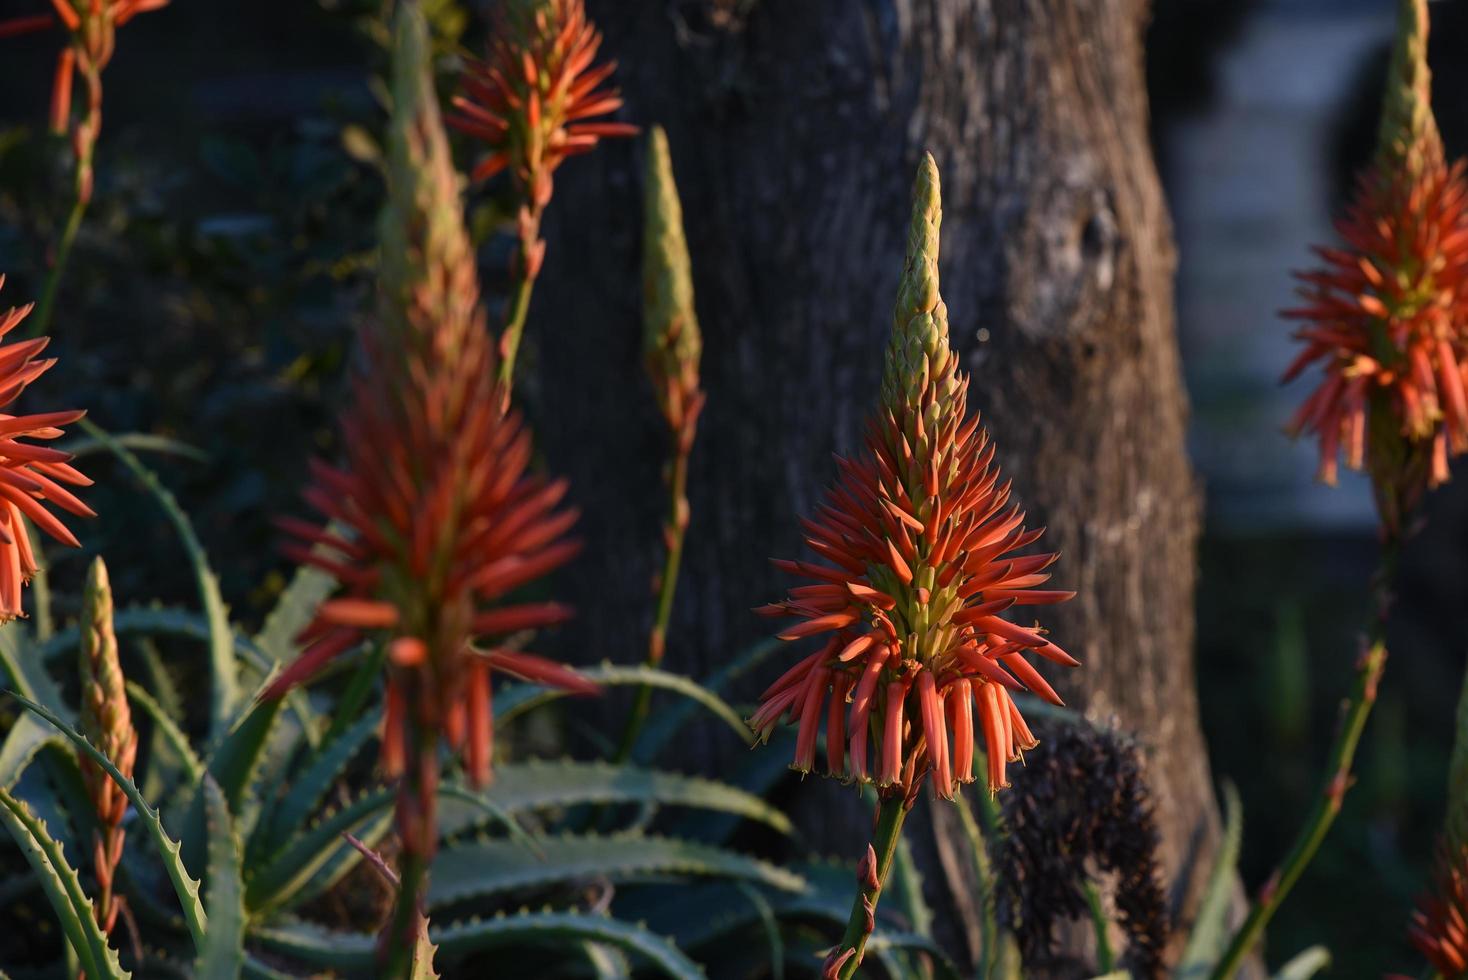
[7,692,208,947]
[0,626,71,721]
[181,694,283,873]
[246,786,394,912]
[734,880,784,980]
[497,662,750,746]
[195,776,245,979]
[890,829,934,939]
[254,910,706,979]
[125,680,204,789]
[672,726,796,845]
[435,759,792,838]
[280,808,394,911]
[633,637,781,762]
[1178,781,1243,979]
[582,944,632,978]
[42,604,318,737]
[254,557,336,666]
[62,432,208,464]
[77,420,238,739]
[0,786,127,979]
[428,833,804,909]
[0,713,61,789]
[253,708,377,857]
[319,641,383,747]
[1271,946,1331,980]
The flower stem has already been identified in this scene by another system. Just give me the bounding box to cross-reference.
[382,853,427,978]
[1208,536,1399,978]
[616,445,691,760]
[835,793,911,979]
[27,194,86,341]
[495,205,544,409]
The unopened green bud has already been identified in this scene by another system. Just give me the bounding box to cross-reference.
[379,3,483,365]
[884,154,958,420]
[1376,0,1443,178]
[642,125,703,432]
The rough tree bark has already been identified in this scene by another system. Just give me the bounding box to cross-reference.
[524,0,1229,972]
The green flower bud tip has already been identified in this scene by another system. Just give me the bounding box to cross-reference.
[642,124,703,433]
[1376,0,1442,177]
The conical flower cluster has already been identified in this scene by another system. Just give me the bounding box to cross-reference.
[263,8,591,860]
[1282,0,1468,527]
[1411,844,1468,977]
[0,276,91,621]
[752,156,1075,799]
[448,0,636,202]
[76,557,135,937]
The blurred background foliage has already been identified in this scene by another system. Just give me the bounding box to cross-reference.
[0,0,1465,974]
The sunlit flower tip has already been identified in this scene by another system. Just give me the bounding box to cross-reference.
[448,0,637,192]
[1281,0,1468,520]
[265,7,595,802]
[1410,844,1468,978]
[0,278,91,622]
[751,154,1075,799]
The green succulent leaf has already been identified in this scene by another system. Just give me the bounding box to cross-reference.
[182,694,284,873]
[125,680,205,791]
[1178,782,1243,979]
[0,713,61,789]
[254,556,337,666]
[0,625,71,721]
[254,910,706,979]
[6,692,209,948]
[633,638,781,763]
[77,419,237,741]
[253,708,377,857]
[0,786,128,980]
[428,834,804,909]
[61,432,208,464]
[246,786,393,913]
[1271,946,1331,980]
[435,759,792,838]
[497,663,751,746]
[195,776,246,980]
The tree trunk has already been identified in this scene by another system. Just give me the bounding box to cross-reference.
[525,0,1229,972]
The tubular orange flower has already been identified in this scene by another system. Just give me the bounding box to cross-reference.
[447,0,636,399]
[261,7,591,872]
[0,276,91,621]
[1410,843,1468,978]
[448,0,636,200]
[752,155,1075,802]
[1282,0,1468,529]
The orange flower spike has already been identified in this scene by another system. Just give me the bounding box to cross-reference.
[0,277,90,621]
[265,6,592,824]
[1283,0,1468,529]
[448,0,635,204]
[749,154,1074,800]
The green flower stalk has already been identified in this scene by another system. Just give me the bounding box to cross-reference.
[619,125,705,757]
[77,556,136,940]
